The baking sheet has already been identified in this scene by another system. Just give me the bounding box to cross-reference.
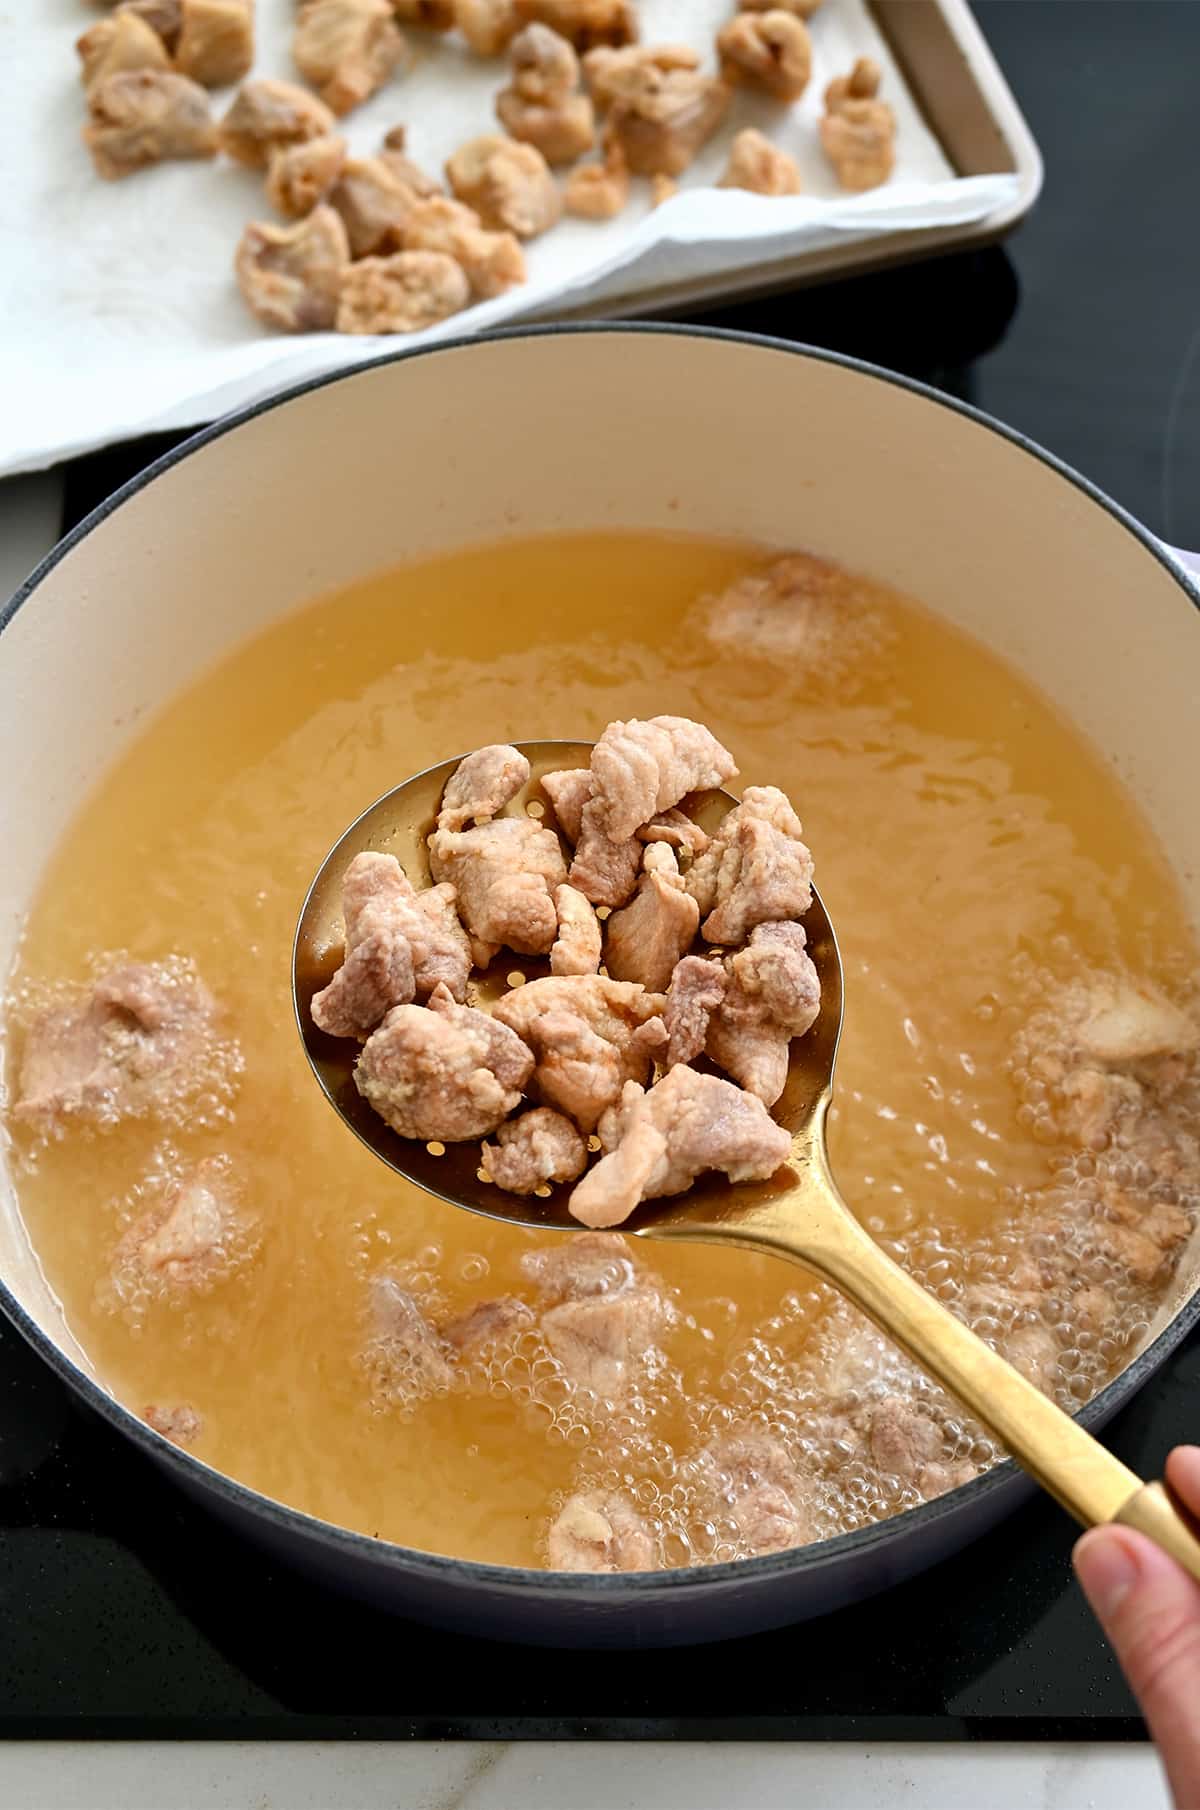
[0,1,1019,477]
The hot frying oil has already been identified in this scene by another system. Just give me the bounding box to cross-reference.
[4,533,1195,1565]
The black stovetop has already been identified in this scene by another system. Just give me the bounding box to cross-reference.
[6,0,1200,1743]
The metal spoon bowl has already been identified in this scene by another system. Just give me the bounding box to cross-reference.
[294,740,1200,1580]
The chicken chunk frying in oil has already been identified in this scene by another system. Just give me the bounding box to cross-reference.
[569,1065,792,1228]
[16,961,223,1133]
[696,1430,816,1556]
[547,1489,655,1571]
[116,1157,249,1297]
[355,981,534,1140]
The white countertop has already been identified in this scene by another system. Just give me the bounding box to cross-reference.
[0,472,1170,1810]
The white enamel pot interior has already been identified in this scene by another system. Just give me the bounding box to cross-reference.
[1,326,1198,1649]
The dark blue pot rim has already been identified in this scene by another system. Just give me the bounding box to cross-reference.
[2,322,1198,1602]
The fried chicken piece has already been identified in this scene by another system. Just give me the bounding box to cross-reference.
[547,1489,655,1571]
[16,962,221,1130]
[266,135,348,217]
[336,249,471,333]
[483,1105,587,1194]
[492,974,667,1131]
[582,42,698,109]
[430,817,566,962]
[820,58,895,192]
[429,832,546,964]
[542,1280,670,1395]
[520,1228,637,1301]
[697,1431,815,1556]
[394,0,456,26]
[77,12,170,92]
[570,1066,792,1227]
[455,0,520,56]
[445,133,562,238]
[293,0,407,116]
[169,0,255,87]
[356,981,534,1140]
[439,744,531,830]
[636,809,709,857]
[96,0,254,88]
[564,144,629,217]
[540,766,592,843]
[497,87,594,165]
[598,58,729,177]
[145,1403,203,1446]
[720,126,801,196]
[605,844,700,994]
[329,154,422,255]
[84,69,217,178]
[118,1157,243,1293]
[551,883,602,977]
[403,197,527,295]
[497,24,595,164]
[567,800,643,909]
[686,785,813,945]
[379,125,443,194]
[663,955,726,1068]
[717,11,812,102]
[506,19,578,98]
[311,851,472,1037]
[514,0,636,50]
[708,921,820,1106]
[824,54,882,112]
[441,1294,533,1352]
[589,716,737,843]
[235,205,350,332]
[367,1273,454,1392]
[219,78,337,168]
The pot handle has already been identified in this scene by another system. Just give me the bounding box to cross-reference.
[1161,542,1200,578]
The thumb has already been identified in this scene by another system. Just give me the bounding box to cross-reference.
[1075,1522,1200,1809]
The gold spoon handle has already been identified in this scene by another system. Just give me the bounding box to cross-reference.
[670,1169,1200,1581]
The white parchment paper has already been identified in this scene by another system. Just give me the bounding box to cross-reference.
[0,0,1019,475]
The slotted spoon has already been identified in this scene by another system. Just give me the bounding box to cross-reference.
[294,739,1200,1580]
